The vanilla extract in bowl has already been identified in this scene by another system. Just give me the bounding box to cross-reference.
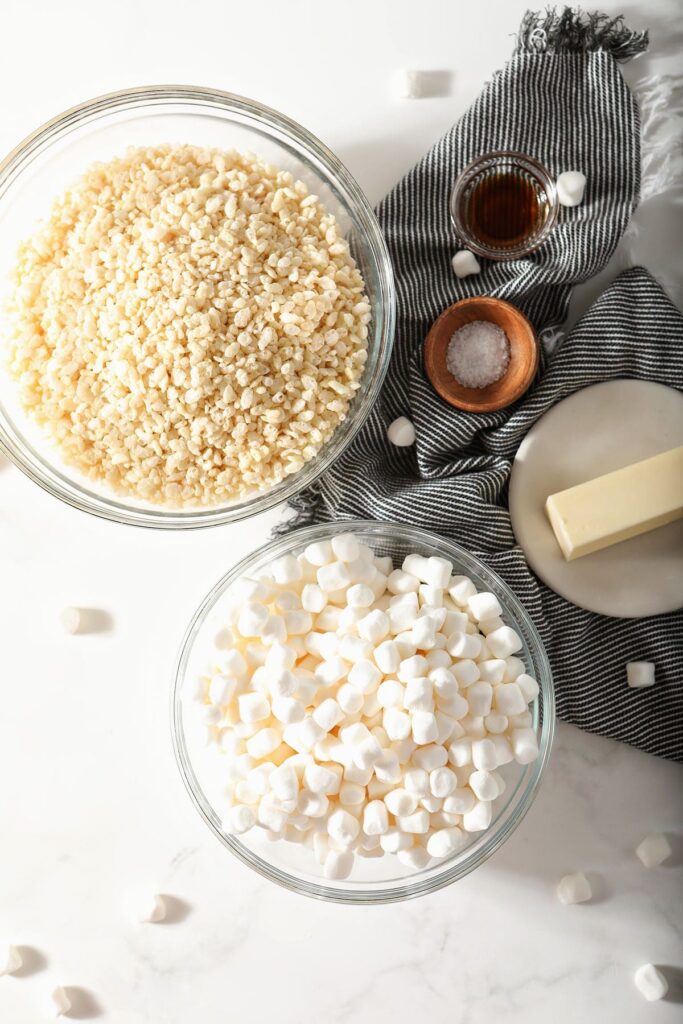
[451,152,559,260]
[465,171,549,249]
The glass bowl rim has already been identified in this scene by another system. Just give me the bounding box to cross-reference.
[0,84,395,530]
[171,518,555,904]
[450,149,559,260]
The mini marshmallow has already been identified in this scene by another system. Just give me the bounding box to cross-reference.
[264,643,295,672]
[385,788,418,817]
[468,770,500,802]
[516,673,540,703]
[358,609,390,644]
[223,804,257,835]
[337,684,364,715]
[635,832,672,868]
[304,762,341,795]
[49,986,72,1017]
[397,846,431,869]
[468,592,503,622]
[140,893,167,923]
[451,250,480,278]
[331,533,361,563]
[387,570,420,596]
[246,727,282,759]
[412,711,438,745]
[404,678,433,713]
[272,696,305,724]
[449,575,477,605]
[284,610,312,636]
[347,583,375,608]
[315,657,348,687]
[283,719,324,754]
[556,170,587,207]
[404,767,430,798]
[0,945,22,975]
[354,734,383,770]
[412,616,437,650]
[305,540,334,566]
[450,662,480,690]
[238,692,270,724]
[301,583,327,614]
[378,679,404,708]
[317,561,352,594]
[511,727,539,764]
[340,781,366,806]
[557,872,592,905]
[270,764,299,802]
[328,808,360,846]
[398,655,429,682]
[324,849,354,879]
[467,681,493,717]
[374,749,402,783]
[484,712,508,734]
[627,661,655,688]
[447,631,482,660]
[348,659,382,693]
[448,737,472,767]
[238,602,269,637]
[471,738,498,771]
[634,964,669,1002]
[383,707,412,741]
[312,698,344,732]
[397,809,430,833]
[478,616,504,636]
[208,674,237,706]
[395,69,425,100]
[380,827,413,853]
[493,683,527,716]
[270,554,303,585]
[443,787,475,815]
[412,744,448,771]
[362,800,390,835]
[375,639,401,674]
[297,790,329,818]
[427,826,466,858]
[429,766,457,797]
[60,606,84,634]
[261,615,287,645]
[462,800,492,832]
[486,626,523,659]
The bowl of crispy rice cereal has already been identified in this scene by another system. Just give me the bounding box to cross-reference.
[0,86,394,527]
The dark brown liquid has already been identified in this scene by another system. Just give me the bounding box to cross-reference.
[465,172,546,248]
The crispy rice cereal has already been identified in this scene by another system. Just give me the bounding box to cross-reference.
[7,146,370,506]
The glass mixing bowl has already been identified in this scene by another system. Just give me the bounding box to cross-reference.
[172,521,554,904]
[0,86,394,528]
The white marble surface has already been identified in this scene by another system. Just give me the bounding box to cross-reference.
[1,0,682,1020]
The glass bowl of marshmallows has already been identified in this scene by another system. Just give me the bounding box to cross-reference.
[0,86,393,528]
[173,521,554,903]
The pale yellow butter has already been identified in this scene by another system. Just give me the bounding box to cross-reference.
[545,445,683,561]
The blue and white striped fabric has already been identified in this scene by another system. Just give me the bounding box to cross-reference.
[283,12,683,761]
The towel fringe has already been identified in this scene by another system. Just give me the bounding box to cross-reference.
[516,7,648,62]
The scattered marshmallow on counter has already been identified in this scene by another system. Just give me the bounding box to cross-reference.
[626,661,655,688]
[0,944,22,975]
[139,894,167,923]
[60,606,84,634]
[190,531,541,880]
[556,872,592,905]
[635,832,672,868]
[451,250,480,278]
[49,986,72,1017]
[556,170,586,207]
[634,963,669,1002]
[395,70,426,99]
[387,417,416,447]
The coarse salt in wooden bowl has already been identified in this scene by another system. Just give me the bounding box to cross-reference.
[423,296,539,413]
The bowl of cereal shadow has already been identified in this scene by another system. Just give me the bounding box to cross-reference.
[423,297,538,413]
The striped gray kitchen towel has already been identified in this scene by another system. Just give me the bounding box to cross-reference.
[282,10,683,761]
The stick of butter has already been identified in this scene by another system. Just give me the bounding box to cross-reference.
[545,445,683,561]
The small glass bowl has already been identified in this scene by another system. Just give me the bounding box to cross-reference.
[0,86,394,529]
[450,151,558,260]
[172,520,555,904]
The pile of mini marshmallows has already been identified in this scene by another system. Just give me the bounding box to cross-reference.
[189,532,540,880]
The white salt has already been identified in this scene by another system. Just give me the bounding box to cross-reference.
[446,321,510,389]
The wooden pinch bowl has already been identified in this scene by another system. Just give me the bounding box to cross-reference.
[423,296,539,413]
